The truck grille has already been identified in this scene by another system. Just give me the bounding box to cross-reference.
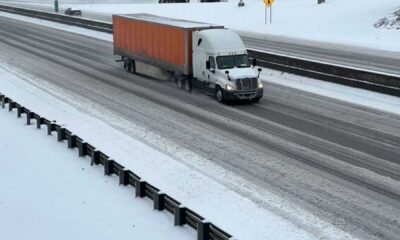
[236,78,258,91]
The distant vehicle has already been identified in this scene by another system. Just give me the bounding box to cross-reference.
[64,8,82,16]
[159,0,188,3]
[113,14,263,103]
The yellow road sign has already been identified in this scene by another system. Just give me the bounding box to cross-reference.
[264,0,274,7]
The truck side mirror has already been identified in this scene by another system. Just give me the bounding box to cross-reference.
[252,58,257,67]
[206,61,210,70]
[225,70,231,81]
[257,68,262,78]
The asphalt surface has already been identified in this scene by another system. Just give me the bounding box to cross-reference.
[1,16,400,240]
[0,1,399,76]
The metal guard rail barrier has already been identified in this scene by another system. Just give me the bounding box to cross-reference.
[0,93,235,240]
[0,4,113,33]
[248,49,400,97]
[0,4,399,96]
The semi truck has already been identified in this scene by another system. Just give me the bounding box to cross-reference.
[113,13,263,103]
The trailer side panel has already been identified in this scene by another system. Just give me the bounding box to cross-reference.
[113,14,223,75]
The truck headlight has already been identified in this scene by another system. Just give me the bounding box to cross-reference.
[226,84,235,91]
[258,81,263,89]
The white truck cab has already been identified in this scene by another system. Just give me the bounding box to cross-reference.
[192,29,263,103]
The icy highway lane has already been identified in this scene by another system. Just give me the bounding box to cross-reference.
[1,1,399,76]
[1,16,400,240]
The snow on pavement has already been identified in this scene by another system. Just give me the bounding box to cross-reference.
[261,69,400,116]
[0,63,355,239]
[0,104,193,240]
[1,10,399,240]
[2,11,399,116]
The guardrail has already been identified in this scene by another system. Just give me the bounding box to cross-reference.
[0,93,235,240]
[248,49,400,97]
[1,4,399,97]
[0,4,112,33]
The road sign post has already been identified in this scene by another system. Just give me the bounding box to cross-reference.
[270,5,272,24]
[263,0,274,24]
[265,5,267,24]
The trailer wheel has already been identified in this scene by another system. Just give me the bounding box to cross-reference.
[177,76,184,89]
[123,60,128,71]
[124,59,136,74]
[184,78,192,92]
[130,60,136,74]
[215,87,224,103]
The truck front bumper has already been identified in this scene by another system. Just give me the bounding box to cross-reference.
[223,88,263,101]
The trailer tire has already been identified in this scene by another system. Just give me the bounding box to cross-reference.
[215,87,224,103]
[184,78,192,92]
[177,76,184,89]
[124,59,136,74]
[123,60,128,71]
[130,60,136,74]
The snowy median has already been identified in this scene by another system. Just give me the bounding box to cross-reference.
[0,100,193,240]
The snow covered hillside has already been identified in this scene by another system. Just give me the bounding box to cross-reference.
[375,8,400,29]
[2,0,158,4]
[2,0,399,51]
[58,0,400,52]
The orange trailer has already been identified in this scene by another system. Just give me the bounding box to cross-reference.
[113,13,223,75]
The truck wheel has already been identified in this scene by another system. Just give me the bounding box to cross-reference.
[184,78,192,92]
[177,76,184,89]
[123,60,128,71]
[215,88,224,103]
[124,60,131,72]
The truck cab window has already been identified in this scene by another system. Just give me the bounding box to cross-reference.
[216,55,250,69]
[209,56,216,69]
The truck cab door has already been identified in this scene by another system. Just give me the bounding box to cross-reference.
[207,56,217,88]
[195,51,208,82]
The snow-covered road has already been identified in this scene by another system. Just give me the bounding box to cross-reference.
[1,0,399,76]
[0,11,400,240]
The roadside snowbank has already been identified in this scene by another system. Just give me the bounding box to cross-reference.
[0,107,193,240]
[62,0,400,52]
[1,0,158,4]
[375,8,400,29]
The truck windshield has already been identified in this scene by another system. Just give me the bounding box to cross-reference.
[216,55,250,69]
